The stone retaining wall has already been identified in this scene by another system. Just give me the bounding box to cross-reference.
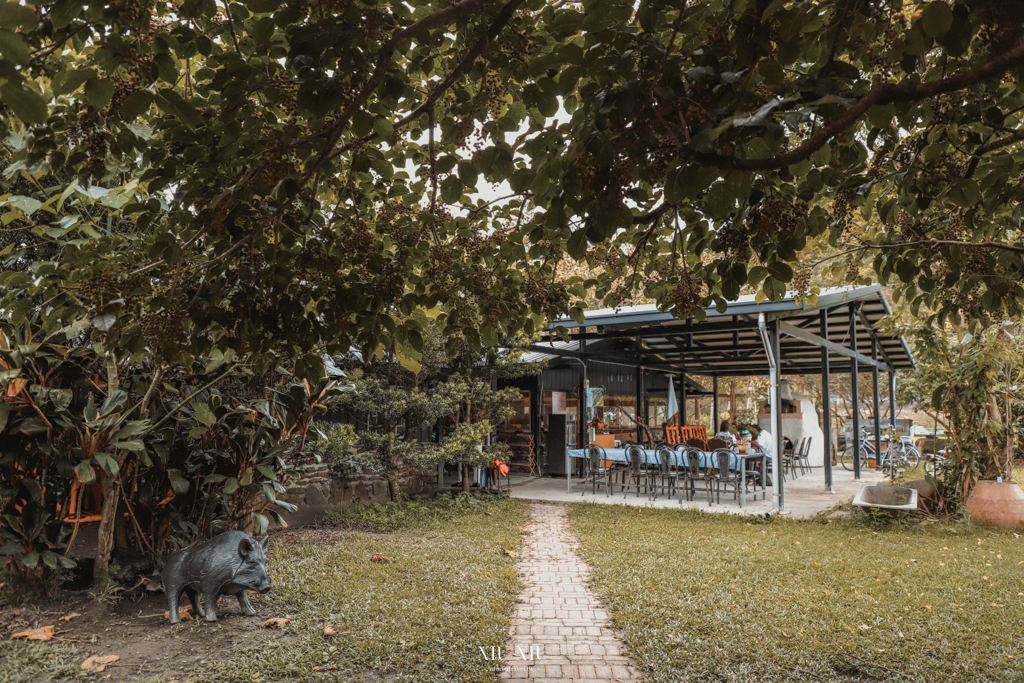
[280,460,438,513]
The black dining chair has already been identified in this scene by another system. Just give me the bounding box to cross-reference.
[651,445,679,501]
[679,447,711,505]
[796,436,812,475]
[711,449,743,505]
[622,444,653,498]
[581,444,613,496]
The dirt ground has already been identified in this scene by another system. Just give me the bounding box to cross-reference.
[0,552,299,681]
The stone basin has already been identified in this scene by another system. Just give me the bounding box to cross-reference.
[852,484,918,511]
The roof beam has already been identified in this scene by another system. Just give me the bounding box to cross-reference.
[543,317,760,342]
[527,344,580,359]
[777,321,894,373]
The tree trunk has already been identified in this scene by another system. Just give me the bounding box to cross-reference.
[94,358,121,586]
[462,464,471,493]
[94,470,120,586]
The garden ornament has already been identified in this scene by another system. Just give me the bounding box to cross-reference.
[161,530,271,624]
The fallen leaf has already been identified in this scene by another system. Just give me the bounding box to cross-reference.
[12,626,54,641]
[484,511,493,516]
[925,605,932,610]
[323,625,337,637]
[370,553,391,564]
[81,655,120,673]
[502,548,518,559]
[261,618,290,629]
[859,624,871,631]
[157,490,175,506]
[59,612,83,622]
[163,606,193,621]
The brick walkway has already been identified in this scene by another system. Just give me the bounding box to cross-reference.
[501,503,642,682]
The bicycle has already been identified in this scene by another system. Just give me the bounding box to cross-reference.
[923,448,948,477]
[841,432,921,474]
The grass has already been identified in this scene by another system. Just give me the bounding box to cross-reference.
[198,494,525,683]
[0,640,84,683]
[568,502,1024,682]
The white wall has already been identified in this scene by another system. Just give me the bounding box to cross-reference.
[758,395,826,467]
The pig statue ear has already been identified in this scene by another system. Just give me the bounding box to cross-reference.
[239,537,254,559]
[259,535,269,552]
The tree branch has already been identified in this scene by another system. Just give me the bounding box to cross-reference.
[690,43,1024,172]
[974,127,1024,156]
[806,238,1024,269]
[319,0,528,165]
[300,0,512,179]
[633,202,672,225]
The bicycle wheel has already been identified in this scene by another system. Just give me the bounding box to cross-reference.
[840,450,854,470]
[859,443,875,470]
[841,449,868,471]
[902,446,921,469]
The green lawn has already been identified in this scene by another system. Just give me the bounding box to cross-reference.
[199,495,525,683]
[568,502,1024,682]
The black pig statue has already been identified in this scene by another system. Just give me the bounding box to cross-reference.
[162,530,271,624]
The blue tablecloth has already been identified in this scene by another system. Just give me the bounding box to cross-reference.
[567,447,769,471]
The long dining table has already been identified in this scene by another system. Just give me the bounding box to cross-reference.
[567,446,769,508]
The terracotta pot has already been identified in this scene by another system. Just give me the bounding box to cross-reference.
[966,481,1024,529]
[868,459,876,468]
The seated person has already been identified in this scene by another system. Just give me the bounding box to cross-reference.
[715,420,737,447]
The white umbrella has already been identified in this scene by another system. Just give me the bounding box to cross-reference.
[667,376,678,421]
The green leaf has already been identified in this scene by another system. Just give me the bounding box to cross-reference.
[119,89,153,119]
[153,89,202,131]
[93,451,120,476]
[75,460,96,484]
[268,509,289,528]
[92,312,116,331]
[202,473,227,485]
[168,469,190,494]
[256,464,277,481]
[84,78,115,109]
[758,58,784,86]
[921,2,953,38]
[0,401,10,431]
[568,307,586,325]
[52,67,97,96]
[566,228,588,260]
[261,481,277,503]
[100,389,127,415]
[396,349,421,375]
[440,175,462,204]
[194,402,217,426]
[251,512,269,535]
[0,3,40,29]
[372,116,394,139]
[22,550,39,568]
[1,82,47,124]
[0,27,30,64]
[110,439,144,451]
[223,477,240,495]
[480,325,498,348]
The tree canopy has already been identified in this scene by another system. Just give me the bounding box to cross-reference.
[4,0,1024,370]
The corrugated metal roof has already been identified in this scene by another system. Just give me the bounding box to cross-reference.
[537,285,914,375]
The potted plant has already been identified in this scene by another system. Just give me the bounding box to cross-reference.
[909,323,1023,527]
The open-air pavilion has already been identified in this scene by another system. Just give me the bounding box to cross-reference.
[503,285,915,513]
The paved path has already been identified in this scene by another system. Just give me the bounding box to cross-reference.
[501,503,642,682]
